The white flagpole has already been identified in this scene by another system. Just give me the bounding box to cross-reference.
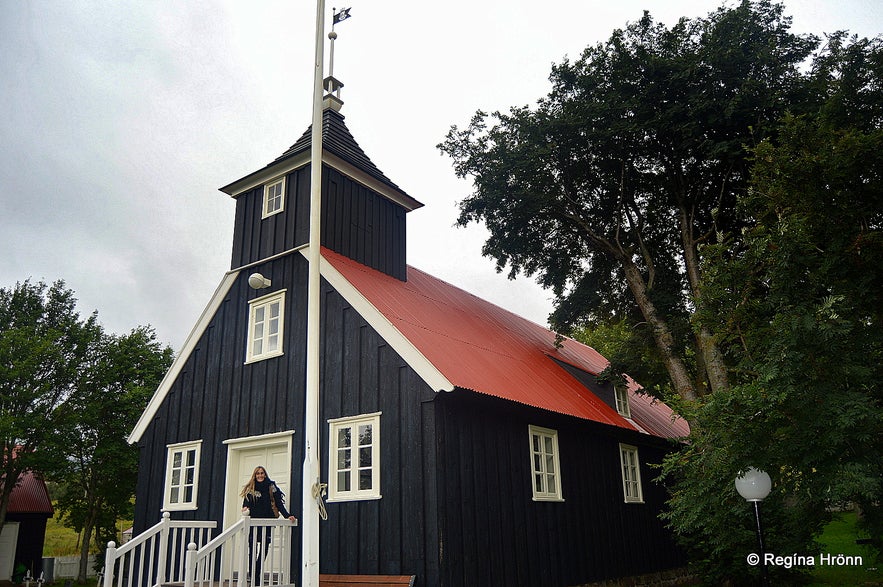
[303,0,325,585]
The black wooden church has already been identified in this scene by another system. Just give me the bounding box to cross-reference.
[128,87,689,586]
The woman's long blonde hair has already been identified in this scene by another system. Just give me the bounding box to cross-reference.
[240,466,268,498]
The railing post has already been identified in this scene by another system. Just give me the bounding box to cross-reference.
[103,542,117,587]
[237,513,250,587]
[183,542,197,587]
[157,511,171,585]
[281,522,291,586]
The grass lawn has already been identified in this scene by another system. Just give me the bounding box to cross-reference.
[808,511,881,586]
[43,514,131,557]
[44,515,87,557]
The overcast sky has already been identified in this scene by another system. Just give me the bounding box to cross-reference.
[2,1,881,351]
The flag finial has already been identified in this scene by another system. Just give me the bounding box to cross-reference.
[325,7,351,110]
[332,7,351,28]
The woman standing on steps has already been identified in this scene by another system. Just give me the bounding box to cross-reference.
[240,466,296,585]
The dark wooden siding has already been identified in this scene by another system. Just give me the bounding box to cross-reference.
[434,391,685,587]
[317,276,438,580]
[134,251,310,534]
[134,251,438,582]
[230,166,311,270]
[320,167,407,280]
[230,165,407,280]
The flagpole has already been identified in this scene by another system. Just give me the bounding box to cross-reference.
[302,0,325,585]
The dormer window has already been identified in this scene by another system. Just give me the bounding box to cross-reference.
[614,386,631,418]
[263,177,285,218]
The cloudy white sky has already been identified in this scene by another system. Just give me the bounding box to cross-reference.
[2,1,881,351]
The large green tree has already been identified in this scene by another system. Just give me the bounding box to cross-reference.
[440,1,882,581]
[0,280,100,534]
[664,93,883,582]
[50,326,173,581]
[440,1,818,404]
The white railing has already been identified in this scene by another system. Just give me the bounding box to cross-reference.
[184,514,297,587]
[103,512,217,587]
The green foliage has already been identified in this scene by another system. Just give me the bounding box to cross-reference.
[664,59,883,580]
[0,278,172,580]
[439,0,817,402]
[0,280,101,532]
[49,326,173,580]
[572,318,673,400]
[441,0,882,582]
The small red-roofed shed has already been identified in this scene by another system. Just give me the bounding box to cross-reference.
[3,470,53,580]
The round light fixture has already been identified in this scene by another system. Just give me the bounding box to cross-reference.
[735,467,772,502]
[248,273,272,290]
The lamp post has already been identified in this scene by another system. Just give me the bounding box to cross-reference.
[735,467,772,586]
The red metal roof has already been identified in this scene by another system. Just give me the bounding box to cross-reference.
[7,471,54,515]
[323,248,689,439]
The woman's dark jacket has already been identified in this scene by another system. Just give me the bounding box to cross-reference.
[242,479,291,519]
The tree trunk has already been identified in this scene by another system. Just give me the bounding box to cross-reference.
[78,513,97,583]
[620,257,699,404]
[679,206,730,396]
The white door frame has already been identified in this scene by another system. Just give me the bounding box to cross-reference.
[223,430,295,530]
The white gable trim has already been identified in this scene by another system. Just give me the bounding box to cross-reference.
[128,271,241,444]
[308,249,454,394]
[219,152,421,212]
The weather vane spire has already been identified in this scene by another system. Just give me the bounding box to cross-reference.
[324,7,351,110]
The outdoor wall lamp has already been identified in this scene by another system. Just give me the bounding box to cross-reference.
[248,273,272,289]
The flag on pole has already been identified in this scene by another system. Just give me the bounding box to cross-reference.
[333,7,351,24]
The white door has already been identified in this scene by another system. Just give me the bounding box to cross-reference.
[224,434,293,529]
[223,431,295,583]
[0,522,20,580]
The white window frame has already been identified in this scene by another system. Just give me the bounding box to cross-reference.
[614,386,631,418]
[528,425,564,502]
[262,177,285,218]
[245,290,286,363]
[619,443,644,503]
[327,412,382,502]
[163,440,202,511]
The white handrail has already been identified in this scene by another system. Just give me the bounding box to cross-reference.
[103,512,217,587]
[184,514,297,587]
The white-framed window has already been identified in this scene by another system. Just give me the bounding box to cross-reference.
[614,386,631,418]
[619,443,644,503]
[262,177,285,218]
[328,412,381,502]
[528,425,564,501]
[164,440,202,510]
[246,290,285,363]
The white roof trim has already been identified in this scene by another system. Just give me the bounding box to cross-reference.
[308,248,455,394]
[219,153,310,197]
[128,271,241,444]
[220,152,421,212]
